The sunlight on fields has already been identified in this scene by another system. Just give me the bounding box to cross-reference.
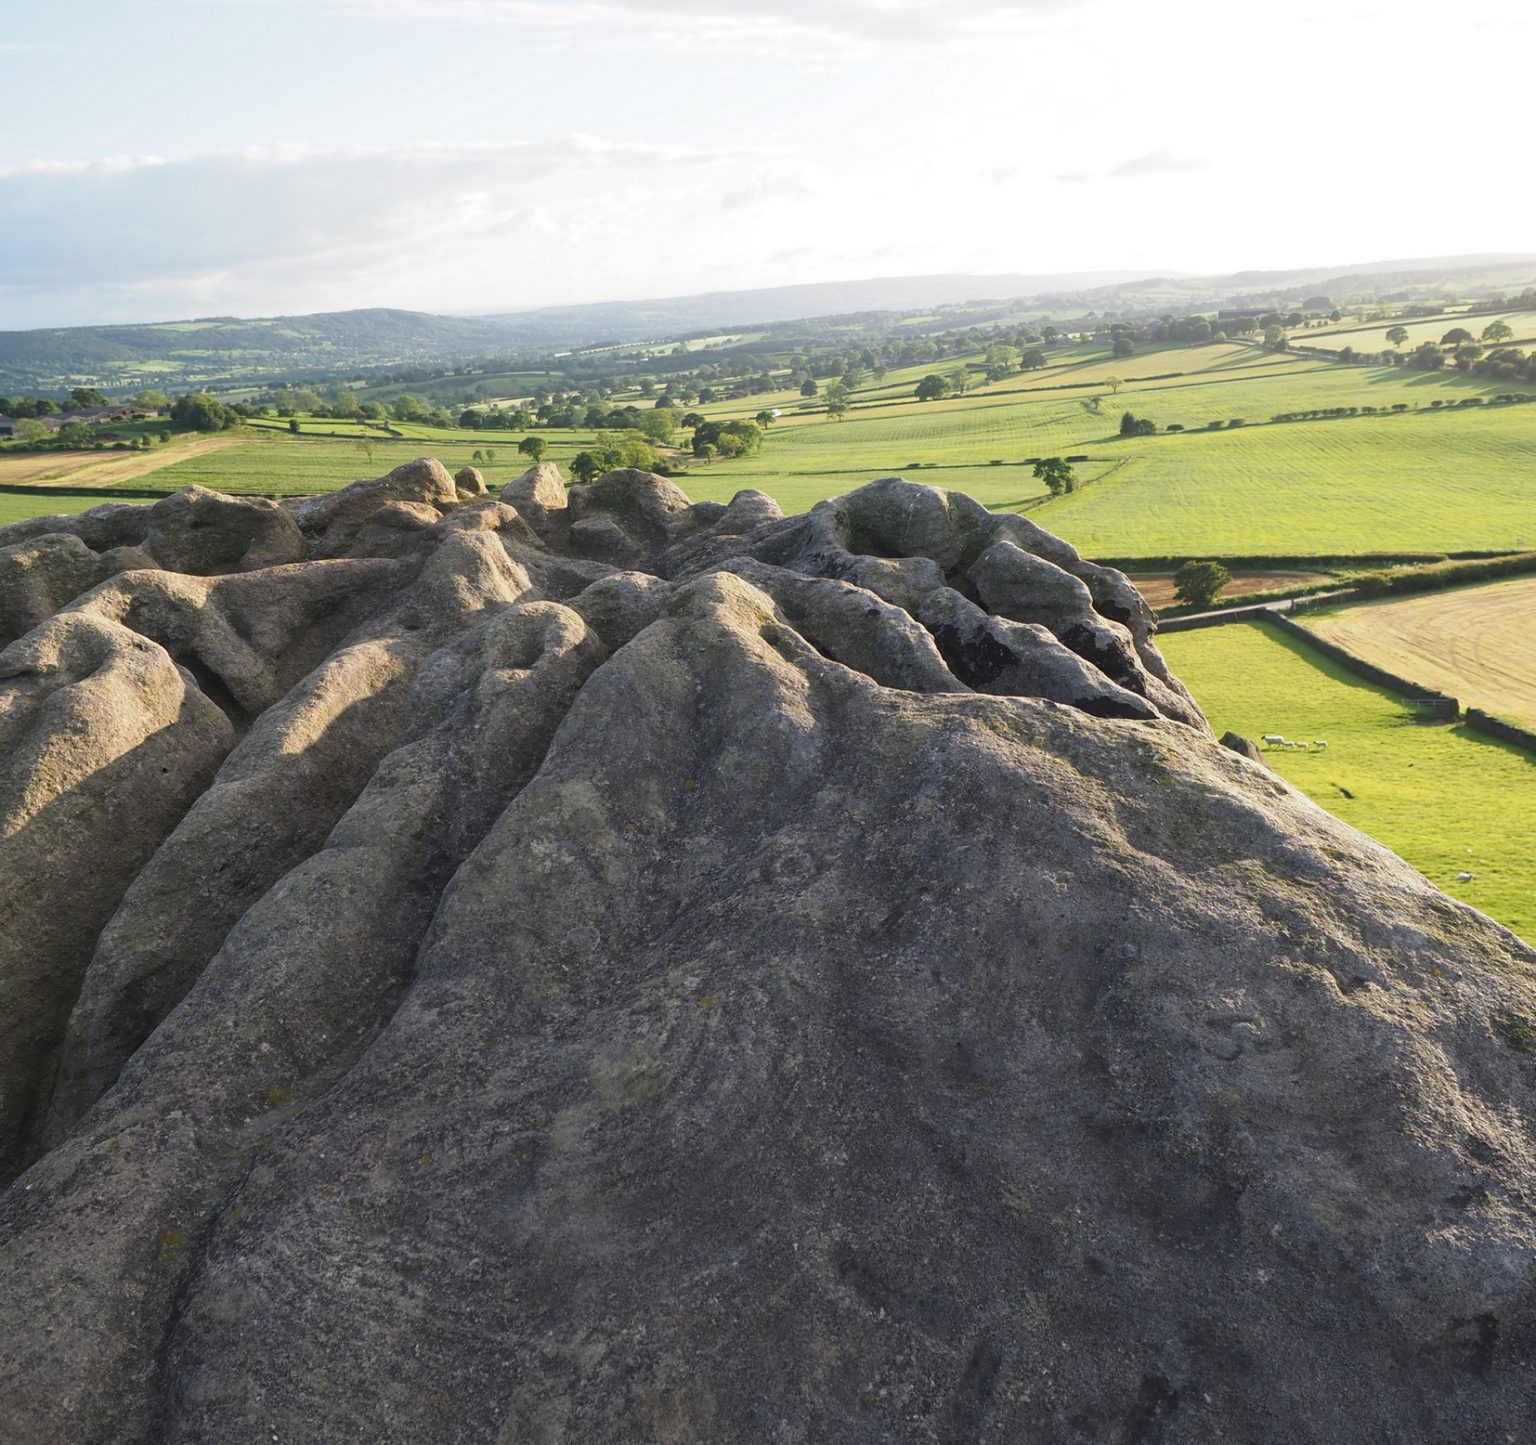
[1161,621,1536,940]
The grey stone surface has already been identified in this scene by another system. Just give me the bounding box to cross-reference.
[1,464,1534,1444]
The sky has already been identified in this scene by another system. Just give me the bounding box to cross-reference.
[1,0,1532,329]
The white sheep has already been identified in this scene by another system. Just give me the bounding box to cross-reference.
[1313,740,1328,749]
[1456,871,1474,882]
[1262,734,1285,745]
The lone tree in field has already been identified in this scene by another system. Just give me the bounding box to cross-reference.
[914,374,949,402]
[1173,559,1231,608]
[518,436,547,463]
[1032,457,1075,495]
[826,397,849,420]
[1385,326,1410,348]
[571,451,600,482]
[1105,375,1124,394]
[1481,320,1514,343]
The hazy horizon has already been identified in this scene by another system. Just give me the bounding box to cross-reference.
[2,0,1533,329]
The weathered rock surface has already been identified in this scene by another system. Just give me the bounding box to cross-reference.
[1,461,1533,1444]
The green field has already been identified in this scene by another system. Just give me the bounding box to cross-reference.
[1303,309,1536,354]
[1160,621,1536,940]
[0,491,147,526]
[112,431,605,497]
[678,347,1536,553]
[3,325,1535,562]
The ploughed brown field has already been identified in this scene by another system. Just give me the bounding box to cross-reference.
[1128,570,1330,610]
[1307,574,1536,730]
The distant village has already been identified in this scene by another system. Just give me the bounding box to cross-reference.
[0,402,162,441]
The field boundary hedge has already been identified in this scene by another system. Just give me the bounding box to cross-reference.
[0,483,180,500]
[1464,709,1536,755]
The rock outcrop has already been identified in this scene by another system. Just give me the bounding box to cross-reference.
[1,459,1533,1444]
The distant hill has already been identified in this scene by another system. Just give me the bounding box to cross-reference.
[0,309,515,394]
[3,254,1533,395]
[471,271,1167,340]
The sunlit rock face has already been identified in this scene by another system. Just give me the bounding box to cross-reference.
[1,460,1533,1444]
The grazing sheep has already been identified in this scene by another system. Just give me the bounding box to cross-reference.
[1456,871,1474,882]
[1262,734,1285,745]
[1294,741,1310,750]
[1313,740,1329,749]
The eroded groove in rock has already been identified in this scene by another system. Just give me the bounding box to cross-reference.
[0,615,233,1182]
[43,528,534,1140]
[1,459,1533,1445]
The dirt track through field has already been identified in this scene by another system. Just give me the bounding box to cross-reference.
[1307,575,1536,727]
[0,436,246,490]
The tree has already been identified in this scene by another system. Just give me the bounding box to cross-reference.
[1119,411,1156,437]
[56,421,95,448]
[946,367,971,397]
[358,438,376,467]
[132,389,170,410]
[1385,326,1409,348]
[826,397,849,420]
[914,374,949,402]
[1440,328,1474,347]
[638,407,677,445]
[1032,457,1075,496]
[681,412,706,431]
[755,410,775,428]
[288,418,301,434]
[1482,320,1514,343]
[1263,325,1287,350]
[12,418,48,443]
[799,378,818,398]
[1112,336,1135,358]
[392,394,427,422]
[1173,560,1231,608]
[170,392,236,432]
[1019,349,1047,371]
[571,451,601,483]
[518,436,547,463]
[984,342,1019,380]
[67,387,109,409]
[1105,375,1124,394]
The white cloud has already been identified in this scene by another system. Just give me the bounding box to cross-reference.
[0,139,744,325]
[1109,148,1206,178]
[244,0,1084,49]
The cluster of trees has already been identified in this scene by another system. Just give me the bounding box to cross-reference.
[1118,411,1157,437]
[170,392,241,432]
[569,431,663,482]
[690,418,763,460]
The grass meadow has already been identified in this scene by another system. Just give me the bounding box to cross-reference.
[1159,621,1536,940]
